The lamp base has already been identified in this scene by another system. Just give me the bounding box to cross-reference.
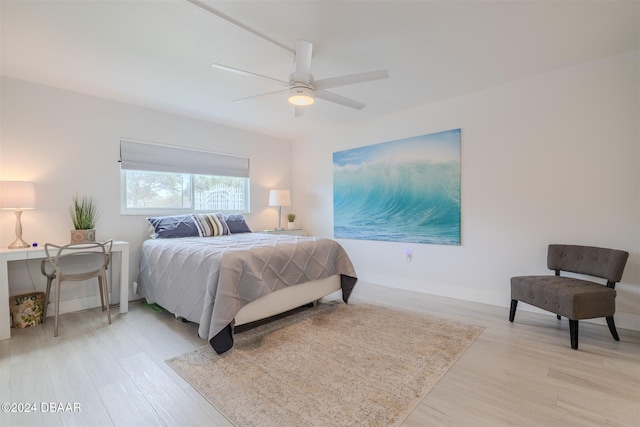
[8,209,31,249]
[8,237,30,249]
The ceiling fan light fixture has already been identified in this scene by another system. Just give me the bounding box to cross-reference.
[288,86,315,106]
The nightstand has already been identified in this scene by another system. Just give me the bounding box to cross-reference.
[258,229,307,236]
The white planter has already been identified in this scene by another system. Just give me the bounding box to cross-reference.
[287,222,295,229]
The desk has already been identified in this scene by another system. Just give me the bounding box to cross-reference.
[0,240,129,340]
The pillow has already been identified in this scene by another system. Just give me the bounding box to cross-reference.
[192,213,230,237]
[147,215,199,239]
[224,213,252,234]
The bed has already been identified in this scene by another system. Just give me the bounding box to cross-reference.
[137,214,357,353]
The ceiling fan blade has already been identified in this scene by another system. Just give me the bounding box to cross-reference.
[315,90,366,110]
[293,40,313,84]
[313,69,389,91]
[185,0,295,54]
[232,89,288,103]
[212,64,289,87]
[295,106,305,117]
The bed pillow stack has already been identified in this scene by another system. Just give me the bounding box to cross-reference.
[147,213,252,238]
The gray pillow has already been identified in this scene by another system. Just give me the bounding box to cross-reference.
[224,214,252,233]
[147,215,199,239]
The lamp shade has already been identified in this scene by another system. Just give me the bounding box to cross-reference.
[0,181,36,209]
[268,189,290,207]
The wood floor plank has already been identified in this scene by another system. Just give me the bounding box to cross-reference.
[547,366,638,403]
[179,386,236,427]
[69,329,131,390]
[41,336,113,426]
[119,310,201,363]
[9,358,64,427]
[555,387,640,427]
[97,378,167,427]
[0,340,10,385]
[119,351,220,426]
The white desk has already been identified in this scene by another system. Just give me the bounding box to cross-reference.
[0,240,129,340]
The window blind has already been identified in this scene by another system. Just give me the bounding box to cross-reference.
[119,139,250,178]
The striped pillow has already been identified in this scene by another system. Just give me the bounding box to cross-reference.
[191,213,230,237]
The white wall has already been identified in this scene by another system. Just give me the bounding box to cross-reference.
[293,50,640,330]
[0,77,292,309]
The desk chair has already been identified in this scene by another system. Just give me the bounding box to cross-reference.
[40,240,113,337]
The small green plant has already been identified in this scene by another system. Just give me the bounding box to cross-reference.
[287,213,296,222]
[71,194,99,230]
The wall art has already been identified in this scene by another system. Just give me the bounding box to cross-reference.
[333,128,461,245]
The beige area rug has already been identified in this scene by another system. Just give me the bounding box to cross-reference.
[166,301,484,427]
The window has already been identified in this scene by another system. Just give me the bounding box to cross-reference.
[120,140,250,214]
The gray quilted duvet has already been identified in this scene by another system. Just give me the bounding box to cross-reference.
[137,233,357,350]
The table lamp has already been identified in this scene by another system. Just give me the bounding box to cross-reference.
[0,181,36,249]
[268,189,290,230]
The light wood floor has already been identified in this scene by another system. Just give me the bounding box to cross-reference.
[1,282,638,426]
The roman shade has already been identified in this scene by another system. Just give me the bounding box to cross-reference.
[119,139,249,178]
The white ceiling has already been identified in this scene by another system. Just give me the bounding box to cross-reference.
[1,1,638,141]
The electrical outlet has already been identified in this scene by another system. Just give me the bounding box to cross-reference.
[404,248,412,262]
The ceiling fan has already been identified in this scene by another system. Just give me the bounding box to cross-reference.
[185,0,389,115]
[212,39,389,115]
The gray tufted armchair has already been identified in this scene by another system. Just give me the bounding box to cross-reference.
[509,244,629,350]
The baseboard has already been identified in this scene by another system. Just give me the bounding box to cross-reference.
[43,293,112,318]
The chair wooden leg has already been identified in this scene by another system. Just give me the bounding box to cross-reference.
[569,319,579,350]
[98,276,105,311]
[606,316,620,341]
[42,277,53,324]
[101,272,111,325]
[509,299,518,322]
[54,279,61,337]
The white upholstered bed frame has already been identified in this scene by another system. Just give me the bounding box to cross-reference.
[233,274,341,326]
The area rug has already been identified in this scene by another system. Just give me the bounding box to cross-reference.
[166,301,484,427]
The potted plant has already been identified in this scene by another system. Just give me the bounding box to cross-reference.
[287,213,296,229]
[70,194,99,243]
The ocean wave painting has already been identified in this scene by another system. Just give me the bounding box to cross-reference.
[333,129,461,245]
